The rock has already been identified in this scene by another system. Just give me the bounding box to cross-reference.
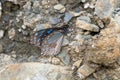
[22,30,28,36]
[59,0,67,5]
[116,0,120,7]
[72,59,82,69]
[74,34,83,41]
[97,19,104,28]
[51,57,61,65]
[0,2,2,18]
[34,23,51,31]
[23,1,32,11]
[69,11,86,17]
[58,49,70,65]
[21,25,26,30]
[54,4,64,10]
[49,17,60,25]
[64,12,73,23]
[76,20,99,32]
[77,16,91,23]
[0,63,73,80]
[84,3,90,9]
[85,20,120,65]
[81,0,86,3]
[62,37,69,46]
[23,14,42,29]
[0,44,3,52]
[42,0,49,5]
[34,23,50,31]
[32,1,41,13]
[0,30,4,39]
[54,4,66,13]
[0,54,15,67]
[8,28,16,39]
[77,63,99,79]
[95,0,116,19]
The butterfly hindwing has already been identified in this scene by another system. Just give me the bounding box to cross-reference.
[41,32,63,55]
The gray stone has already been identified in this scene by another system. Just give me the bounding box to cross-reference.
[0,63,73,80]
[0,2,2,18]
[62,37,69,46]
[49,17,60,25]
[77,16,91,23]
[0,30,4,39]
[34,24,48,31]
[58,49,70,65]
[90,24,100,32]
[0,44,3,52]
[95,0,115,19]
[81,0,86,3]
[32,1,41,13]
[0,54,15,67]
[64,12,73,23]
[54,4,66,13]
[23,14,42,29]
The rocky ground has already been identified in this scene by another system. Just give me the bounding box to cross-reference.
[0,0,120,80]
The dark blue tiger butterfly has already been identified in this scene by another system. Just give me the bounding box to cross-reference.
[30,25,69,55]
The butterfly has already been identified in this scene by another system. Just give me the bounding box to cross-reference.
[30,25,69,55]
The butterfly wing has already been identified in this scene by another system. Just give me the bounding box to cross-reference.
[41,32,64,55]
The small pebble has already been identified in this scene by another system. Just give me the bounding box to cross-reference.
[72,59,82,69]
[18,28,22,32]
[76,20,99,32]
[0,44,3,52]
[51,57,61,65]
[54,4,66,13]
[77,16,91,23]
[81,0,86,3]
[54,4,65,10]
[58,49,70,65]
[21,25,26,30]
[95,0,115,19]
[49,17,60,25]
[62,37,69,46]
[84,3,89,9]
[64,12,73,23]
[0,30,4,39]
[34,23,50,31]
[8,28,16,39]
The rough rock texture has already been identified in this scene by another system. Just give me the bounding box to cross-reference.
[85,19,120,65]
[0,62,73,80]
[76,20,99,32]
[0,0,120,80]
[95,0,116,19]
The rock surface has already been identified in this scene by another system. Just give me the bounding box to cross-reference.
[95,0,116,19]
[0,62,73,80]
[0,30,4,39]
[85,19,120,65]
[76,20,99,32]
[0,0,120,80]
